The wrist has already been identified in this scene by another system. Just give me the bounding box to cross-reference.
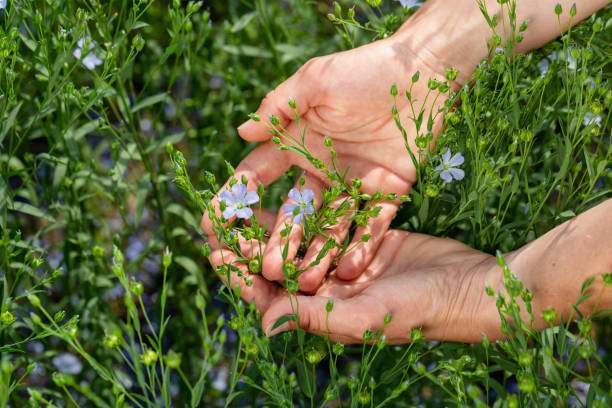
[391,0,495,90]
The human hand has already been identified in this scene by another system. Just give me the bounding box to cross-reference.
[202,35,453,293]
[209,199,612,344]
[210,229,501,344]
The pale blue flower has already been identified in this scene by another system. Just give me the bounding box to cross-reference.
[395,0,423,8]
[435,148,465,183]
[219,183,259,220]
[52,352,82,375]
[0,0,6,9]
[283,188,315,224]
[583,112,602,127]
[73,38,103,70]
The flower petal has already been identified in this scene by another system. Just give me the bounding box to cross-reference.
[83,54,103,70]
[440,170,452,183]
[223,207,237,220]
[288,188,302,203]
[283,203,297,216]
[219,190,235,206]
[441,148,451,163]
[292,212,304,225]
[304,204,315,215]
[448,168,465,181]
[235,207,253,219]
[448,152,464,167]
[300,189,314,204]
[232,184,247,201]
[73,48,82,59]
[244,190,259,205]
[434,161,444,171]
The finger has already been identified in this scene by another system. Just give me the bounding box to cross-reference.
[297,195,354,293]
[336,201,400,280]
[262,175,326,282]
[261,294,388,344]
[200,142,292,241]
[237,68,312,142]
[210,246,281,314]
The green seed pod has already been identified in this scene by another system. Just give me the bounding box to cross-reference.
[248,258,262,274]
[518,351,532,367]
[411,71,420,83]
[165,350,182,369]
[326,299,334,313]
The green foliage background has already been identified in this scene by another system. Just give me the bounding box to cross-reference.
[1,0,611,406]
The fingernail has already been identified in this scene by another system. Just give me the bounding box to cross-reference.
[265,321,290,337]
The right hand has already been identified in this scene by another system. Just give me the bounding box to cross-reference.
[202,34,453,293]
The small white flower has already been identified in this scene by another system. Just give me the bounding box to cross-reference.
[435,148,465,183]
[52,352,82,375]
[73,38,103,70]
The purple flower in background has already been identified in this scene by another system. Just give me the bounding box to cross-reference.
[583,112,602,128]
[73,38,103,70]
[395,0,423,8]
[283,188,315,224]
[52,353,82,375]
[435,148,465,183]
[219,183,259,220]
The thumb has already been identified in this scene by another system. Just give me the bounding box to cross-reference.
[238,70,311,142]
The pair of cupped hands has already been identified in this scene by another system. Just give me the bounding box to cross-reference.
[201,37,501,344]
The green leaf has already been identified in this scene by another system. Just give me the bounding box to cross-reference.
[175,256,202,286]
[271,314,296,331]
[134,180,150,228]
[221,44,272,58]
[231,12,257,32]
[145,132,185,153]
[131,92,168,113]
[0,102,23,146]
[297,359,315,398]
[9,202,55,223]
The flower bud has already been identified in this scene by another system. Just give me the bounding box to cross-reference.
[411,71,420,83]
[326,299,334,313]
[390,83,398,96]
[130,280,144,296]
[288,97,297,109]
[28,294,41,308]
[1,311,16,325]
[269,115,280,126]
[554,3,562,15]
[141,349,158,366]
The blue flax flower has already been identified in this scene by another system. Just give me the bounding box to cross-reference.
[73,38,103,70]
[283,188,315,224]
[0,0,6,9]
[395,0,423,8]
[435,148,465,183]
[219,183,259,220]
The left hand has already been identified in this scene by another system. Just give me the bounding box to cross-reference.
[210,229,501,344]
